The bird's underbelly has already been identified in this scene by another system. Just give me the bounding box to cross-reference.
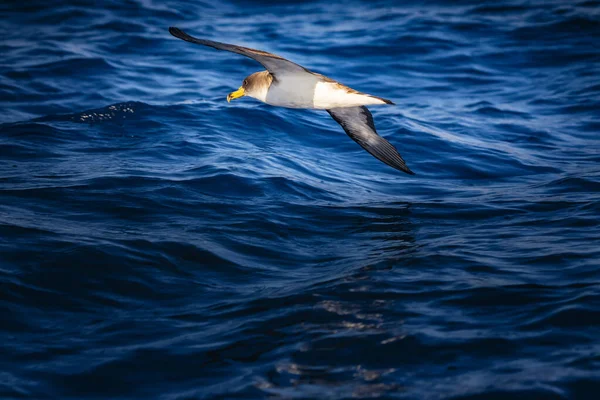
[265,78,317,109]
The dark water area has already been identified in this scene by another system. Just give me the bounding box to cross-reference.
[1,0,600,398]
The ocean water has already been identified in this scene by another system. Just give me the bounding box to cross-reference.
[1,0,600,398]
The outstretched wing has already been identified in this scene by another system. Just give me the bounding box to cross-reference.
[327,106,414,175]
[169,27,309,76]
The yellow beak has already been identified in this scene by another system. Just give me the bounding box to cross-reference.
[227,86,245,103]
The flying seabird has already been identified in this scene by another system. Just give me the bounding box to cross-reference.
[169,27,414,175]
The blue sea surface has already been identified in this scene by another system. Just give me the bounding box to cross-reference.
[1,0,600,398]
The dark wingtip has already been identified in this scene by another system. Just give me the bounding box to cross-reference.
[394,163,415,175]
[169,27,187,40]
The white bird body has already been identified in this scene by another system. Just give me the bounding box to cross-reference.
[312,81,390,109]
[258,74,390,109]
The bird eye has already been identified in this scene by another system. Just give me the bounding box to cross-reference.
[243,79,248,86]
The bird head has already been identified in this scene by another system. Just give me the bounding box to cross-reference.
[227,71,272,103]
